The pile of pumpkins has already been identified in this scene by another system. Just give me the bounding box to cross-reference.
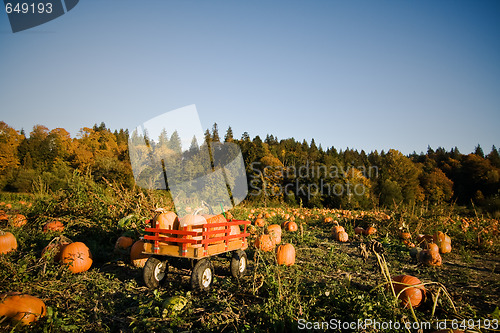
[324,217,377,243]
[403,231,452,267]
[114,234,150,268]
[0,211,28,228]
[332,222,349,242]
[253,218,296,266]
[1,217,93,326]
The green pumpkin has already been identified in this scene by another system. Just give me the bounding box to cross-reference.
[162,295,188,317]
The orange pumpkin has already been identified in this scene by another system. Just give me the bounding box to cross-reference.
[0,211,9,222]
[0,292,46,325]
[336,231,349,242]
[43,220,64,232]
[229,224,241,236]
[60,242,93,273]
[254,218,266,227]
[331,225,345,238]
[266,224,282,244]
[157,211,179,229]
[130,240,150,268]
[400,232,411,240]
[0,231,17,254]
[433,231,452,254]
[391,275,425,308]
[363,226,377,236]
[324,217,333,223]
[157,211,180,243]
[403,239,416,248]
[418,243,442,267]
[276,243,295,266]
[285,221,298,232]
[180,214,207,248]
[254,234,275,252]
[10,214,27,228]
[203,214,227,242]
[114,236,134,251]
[428,243,440,253]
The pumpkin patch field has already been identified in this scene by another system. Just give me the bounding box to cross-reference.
[0,180,499,332]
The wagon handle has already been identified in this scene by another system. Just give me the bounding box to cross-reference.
[220,203,226,218]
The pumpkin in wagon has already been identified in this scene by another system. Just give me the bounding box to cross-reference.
[157,211,180,244]
[180,214,207,248]
[203,214,227,243]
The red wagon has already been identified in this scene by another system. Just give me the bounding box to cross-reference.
[142,213,251,291]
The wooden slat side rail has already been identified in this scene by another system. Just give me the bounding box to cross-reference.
[143,239,248,258]
[143,219,251,256]
[144,228,199,236]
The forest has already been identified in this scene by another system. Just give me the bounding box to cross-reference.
[1,120,499,216]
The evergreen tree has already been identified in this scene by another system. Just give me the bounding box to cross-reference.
[158,128,169,146]
[474,144,484,158]
[224,126,234,142]
[241,132,250,142]
[212,123,220,142]
[189,136,200,154]
[487,145,500,168]
[168,131,182,154]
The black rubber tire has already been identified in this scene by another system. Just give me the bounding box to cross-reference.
[143,256,168,289]
[190,258,214,292]
[230,250,247,279]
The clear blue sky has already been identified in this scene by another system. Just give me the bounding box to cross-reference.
[1,0,499,155]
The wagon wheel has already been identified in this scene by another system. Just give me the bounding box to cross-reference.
[230,249,247,279]
[190,258,214,292]
[143,256,168,289]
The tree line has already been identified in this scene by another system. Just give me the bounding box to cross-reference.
[0,121,499,215]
